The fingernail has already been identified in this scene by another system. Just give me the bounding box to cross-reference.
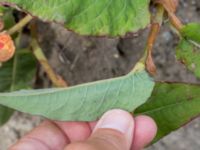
[94,109,134,134]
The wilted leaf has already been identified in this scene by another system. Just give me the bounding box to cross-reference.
[0,63,154,121]
[0,0,150,36]
[135,82,200,143]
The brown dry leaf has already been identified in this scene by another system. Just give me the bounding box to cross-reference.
[0,32,15,62]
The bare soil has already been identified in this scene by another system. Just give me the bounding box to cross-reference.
[0,0,200,149]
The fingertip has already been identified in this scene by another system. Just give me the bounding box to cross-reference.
[94,109,135,149]
[132,115,157,150]
[94,109,134,134]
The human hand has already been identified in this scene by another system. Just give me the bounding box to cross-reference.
[9,109,157,150]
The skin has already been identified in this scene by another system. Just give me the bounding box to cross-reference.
[9,109,157,150]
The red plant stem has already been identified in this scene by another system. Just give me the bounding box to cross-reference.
[145,5,164,75]
[168,12,184,31]
[145,23,160,75]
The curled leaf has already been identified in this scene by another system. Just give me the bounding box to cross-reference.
[0,32,15,62]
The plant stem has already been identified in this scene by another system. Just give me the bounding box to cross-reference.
[7,14,33,35]
[31,39,67,87]
[155,0,184,31]
[168,12,183,31]
[30,22,67,87]
[144,5,164,75]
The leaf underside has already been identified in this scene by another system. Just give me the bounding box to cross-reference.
[135,83,200,143]
[0,0,150,36]
[0,64,155,121]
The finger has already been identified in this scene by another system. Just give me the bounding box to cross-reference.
[65,109,134,150]
[132,115,157,150]
[88,121,97,130]
[9,121,69,150]
[55,121,92,142]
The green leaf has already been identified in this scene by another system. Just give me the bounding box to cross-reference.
[0,50,36,125]
[0,63,154,121]
[0,7,15,29]
[0,8,37,125]
[135,83,200,143]
[181,23,200,43]
[176,23,200,78]
[1,0,150,36]
[0,50,37,92]
[0,7,16,126]
[0,105,13,125]
[176,39,200,78]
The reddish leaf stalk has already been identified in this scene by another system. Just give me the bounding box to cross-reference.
[145,5,164,75]
[145,23,160,75]
[155,0,184,31]
[168,12,183,31]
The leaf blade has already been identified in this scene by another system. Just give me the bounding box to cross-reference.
[175,23,200,78]
[181,23,200,43]
[135,83,200,143]
[1,0,150,36]
[176,39,200,78]
[0,64,155,121]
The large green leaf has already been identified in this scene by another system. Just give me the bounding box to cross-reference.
[0,0,150,36]
[0,63,154,121]
[135,83,200,143]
